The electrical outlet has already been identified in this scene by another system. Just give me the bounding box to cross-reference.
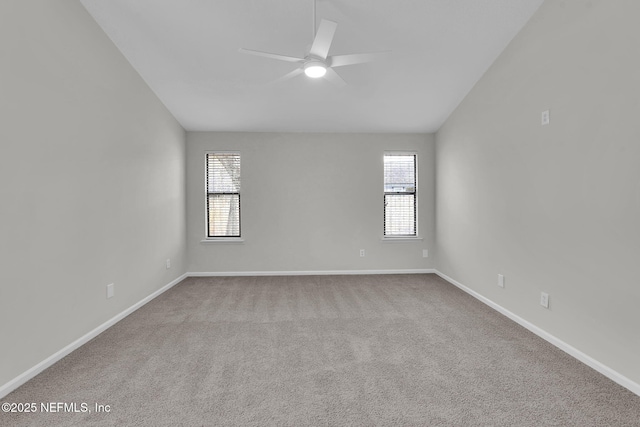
[540,292,549,309]
[541,110,550,125]
[498,274,505,288]
[422,249,429,258]
[106,283,114,299]
[166,258,171,269]
[360,249,365,257]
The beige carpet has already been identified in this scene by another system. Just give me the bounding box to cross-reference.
[3,274,640,426]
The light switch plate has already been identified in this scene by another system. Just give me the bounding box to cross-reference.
[541,110,550,125]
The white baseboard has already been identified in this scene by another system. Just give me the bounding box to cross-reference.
[0,273,188,399]
[188,269,435,277]
[8,268,636,400]
[434,270,640,397]
[0,269,430,398]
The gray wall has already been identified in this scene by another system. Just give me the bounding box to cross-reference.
[436,0,640,385]
[187,132,435,273]
[0,1,186,387]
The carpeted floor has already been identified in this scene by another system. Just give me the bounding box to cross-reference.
[2,274,639,426]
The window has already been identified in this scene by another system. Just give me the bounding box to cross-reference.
[384,153,417,237]
[206,152,241,238]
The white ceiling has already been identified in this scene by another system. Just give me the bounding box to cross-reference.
[80,0,544,133]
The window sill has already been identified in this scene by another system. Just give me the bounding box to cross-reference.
[380,236,423,243]
[200,238,245,244]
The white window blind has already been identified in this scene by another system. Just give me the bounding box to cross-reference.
[384,153,416,237]
[206,153,241,238]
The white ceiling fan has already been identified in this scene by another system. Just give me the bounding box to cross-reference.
[239,0,388,86]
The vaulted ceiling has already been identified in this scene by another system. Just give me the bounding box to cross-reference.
[80,0,544,133]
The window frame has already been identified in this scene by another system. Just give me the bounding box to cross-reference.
[383,151,418,239]
[204,151,242,241]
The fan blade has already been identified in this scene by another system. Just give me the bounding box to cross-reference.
[239,48,305,63]
[268,68,304,86]
[309,19,337,60]
[323,67,346,87]
[329,52,389,68]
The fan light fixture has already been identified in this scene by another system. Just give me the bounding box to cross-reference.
[239,0,389,86]
[304,61,327,78]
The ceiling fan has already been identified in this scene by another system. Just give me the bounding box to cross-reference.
[239,0,388,86]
